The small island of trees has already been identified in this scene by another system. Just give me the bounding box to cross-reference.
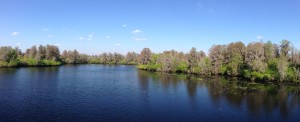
[1,40,300,83]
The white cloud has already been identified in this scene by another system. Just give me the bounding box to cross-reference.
[88,35,93,40]
[122,24,127,27]
[256,35,263,40]
[41,28,48,31]
[133,37,147,41]
[115,43,121,46]
[79,37,84,40]
[88,33,94,40]
[54,43,60,46]
[132,29,142,34]
[11,32,19,36]
[79,33,95,40]
[106,35,111,39]
[132,29,147,41]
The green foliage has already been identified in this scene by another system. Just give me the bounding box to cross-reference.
[0,60,19,67]
[40,60,62,66]
[221,65,227,75]
[20,58,62,66]
[20,58,39,66]
[137,64,148,70]
[250,71,264,80]
[176,61,188,72]
[243,70,251,79]
[137,64,161,71]
[287,67,297,82]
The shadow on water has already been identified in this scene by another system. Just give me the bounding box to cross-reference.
[137,70,300,119]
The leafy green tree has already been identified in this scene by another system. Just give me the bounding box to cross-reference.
[29,45,37,59]
[45,45,60,61]
[0,46,18,62]
[199,57,211,75]
[264,41,275,62]
[225,42,245,76]
[113,52,124,64]
[0,46,19,67]
[277,56,289,81]
[187,47,200,73]
[35,45,46,61]
[158,50,179,72]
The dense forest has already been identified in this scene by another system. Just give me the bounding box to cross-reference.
[1,40,300,83]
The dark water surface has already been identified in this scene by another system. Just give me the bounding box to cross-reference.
[0,65,300,121]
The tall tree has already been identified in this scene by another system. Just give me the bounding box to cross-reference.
[187,47,200,73]
[209,45,226,75]
[0,46,18,62]
[277,56,289,81]
[35,45,46,60]
[225,42,246,76]
[45,45,60,61]
[246,42,267,73]
[264,41,275,62]
[125,52,138,64]
[280,40,291,57]
[113,52,124,64]
[138,48,151,65]
[29,45,37,59]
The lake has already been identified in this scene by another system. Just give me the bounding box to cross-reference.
[0,65,299,121]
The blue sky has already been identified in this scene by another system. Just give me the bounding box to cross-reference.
[0,0,299,54]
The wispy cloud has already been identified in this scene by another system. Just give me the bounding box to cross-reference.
[133,37,147,41]
[132,29,147,42]
[79,37,84,40]
[11,32,19,36]
[106,35,111,39]
[88,34,94,40]
[79,33,95,40]
[132,29,142,34]
[122,24,127,27]
[256,35,263,40]
[41,28,48,31]
[115,43,121,46]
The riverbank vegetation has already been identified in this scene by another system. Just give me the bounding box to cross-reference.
[137,40,300,83]
[1,40,300,83]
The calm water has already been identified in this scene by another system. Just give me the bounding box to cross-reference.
[0,65,299,121]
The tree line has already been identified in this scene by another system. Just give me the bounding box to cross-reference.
[0,44,138,67]
[0,40,300,82]
[137,40,300,83]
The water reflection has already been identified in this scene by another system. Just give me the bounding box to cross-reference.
[0,66,299,121]
[0,67,60,121]
[137,70,300,119]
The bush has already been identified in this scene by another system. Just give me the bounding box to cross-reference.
[0,59,20,67]
[176,62,188,72]
[221,65,228,75]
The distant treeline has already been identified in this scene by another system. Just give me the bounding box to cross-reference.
[1,40,300,82]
